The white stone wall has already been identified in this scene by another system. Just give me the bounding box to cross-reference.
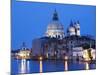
[72,47,83,57]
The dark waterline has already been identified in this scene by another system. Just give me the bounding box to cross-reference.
[11,58,96,74]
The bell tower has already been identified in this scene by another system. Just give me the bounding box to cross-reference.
[75,21,80,36]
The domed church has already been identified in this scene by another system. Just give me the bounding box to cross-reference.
[45,10,65,39]
[31,10,95,60]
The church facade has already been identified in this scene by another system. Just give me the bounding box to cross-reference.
[32,10,96,60]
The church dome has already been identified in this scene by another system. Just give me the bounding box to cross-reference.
[67,21,75,32]
[67,21,76,36]
[45,10,65,39]
[68,26,75,32]
[47,21,64,30]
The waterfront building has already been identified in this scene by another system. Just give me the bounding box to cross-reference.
[31,10,96,60]
[72,47,83,57]
[83,48,96,61]
[64,35,95,58]
[32,36,67,59]
[90,48,96,60]
[16,42,31,59]
[32,37,49,57]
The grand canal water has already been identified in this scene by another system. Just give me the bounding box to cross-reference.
[11,58,96,74]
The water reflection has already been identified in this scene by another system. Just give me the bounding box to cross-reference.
[40,60,43,73]
[85,62,89,70]
[12,58,95,74]
[64,60,68,71]
[64,56,68,71]
[19,59,30,73]
[20,59,27,73]
[27,60,30,72]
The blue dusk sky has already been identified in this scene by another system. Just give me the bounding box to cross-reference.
[11,0,96,50]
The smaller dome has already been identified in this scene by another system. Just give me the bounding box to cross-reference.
[68,26,75,32]
[67,20,75,32]
[67,26,76,36]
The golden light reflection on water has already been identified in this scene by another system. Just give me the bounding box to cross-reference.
[85,62,89,70]
[40,60,43,73]
[65,60,68,71]
[20,59,30,73]
[20,59,27,73]
[18,59,91,74]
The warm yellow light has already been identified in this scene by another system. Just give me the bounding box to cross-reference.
[85,62,89,70]
[39,56,43,61]
[83,50,90,61]
[40,60,43,73]
[64,56,68,60]
[65,61,68,71]
[19,53,25,57]
[46,53,48,58]
[64,56,68,71]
